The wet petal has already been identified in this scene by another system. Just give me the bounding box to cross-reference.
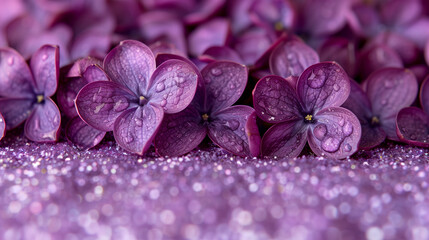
[30,45,59,97]
[67,56,102,77]
[309,107,361,159]
[0,98,33,130]
[421,77,429,115]
[75,81,137,132]
[359,121,387,150]
[82,65,110,83]
[66,116,106,150]
[201,61,248,113]
[104,40,156,95]
[0,113,5,140]
[253,75,302,123]
[154,105,207,156]
[24,98,60,142]
[113,104,164,155]
[208,105,260,157]
[270,39,319,78]
[396,107,429,148]
[261,120,307,158]
[148,59,198,114]
[188,18,230,57]
[297,62,350,113]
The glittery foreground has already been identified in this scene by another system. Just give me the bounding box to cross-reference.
[0,132,428,240]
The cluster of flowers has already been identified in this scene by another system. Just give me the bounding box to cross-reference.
[0,0,428,159]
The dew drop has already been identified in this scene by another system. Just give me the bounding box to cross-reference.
[134,118,143,127]
[226,120,240,131]
[177,77,184,84]
[176,88,184,95]
[333,84,340,91]
[167,67,173,71]
[321,137,340,153]
[42,54,48,60]
[228,82,236,89]
[342,122,353,136]
[235,145,243,152]
[384,80,394,88]
[339,117,345,126]
[160,99,167,107]
[381,99,388,105]
[156,82,165,92]
[114,100,129,112]
[307,69,327,88]
[313,124,327,141]
[8,57,14,65]
[344,143,352,152]
[210,68,223,76]
[125,135,134,143]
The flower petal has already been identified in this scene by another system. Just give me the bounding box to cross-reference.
[0,113,5,140]
[75,81,137,132]
[297,62,350,112]
[154,105,207,156]
[253,75,302,123]
[420,76,429,115]
[201,46,244,64]
[148,59,199,114]
[188,18,230,57]
[67,56,102,77]
[0,48,34,98]
[24,98,60,142]
[308,107,361,159]
[358,44,403,78]
[0,98,33,130]
[57,77,87,118]
[82,65,110,83]
[113,104,164,155]
[261,120,307,158]
[208,105,260,157]
[201,61,248,113]
[269,39,319,78]
[103,40,156,95]
[66,116,106,150]
[396,107,429,148]
[30,45,59,97]
[302,0,349,36]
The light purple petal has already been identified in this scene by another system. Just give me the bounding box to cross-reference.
[358,44,403,79]
[297,62,350,113]
[113,104,164,155]
[347,4,382,37]
[0,48,34,98]
[148,59,198,114]
[70,32,111,61]
[261,120,308,158]
[75,81,137,132]
[253,75,302,123]
[396,107,429,148]
[66,116,106,150]
[82,65,110,83]
[103,40,156,95]
[67,57,102,77]
[269,39,319,78]
[0,98,33,130]
[188,18,230,57]
[30,45,59,97]
[421,77,429,115]
[0,113,5,140]
[184,0,226,25]
[154,105,206,156]
[380,0,421,27]
[249,0,295,31]
[208,105,260,157]
[398,17,429,49]
[150,41,185,57]
[201,61,248,113]
[308,107,361,159]
[24,98,60,142]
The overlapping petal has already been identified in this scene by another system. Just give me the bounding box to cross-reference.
[24,98,60,142]
[0,98,33,130]
[421,77,429,114]
[0,113,5,140]
[188,18,230,57]
[57,77,87,118]
[66,116,106,150]
[396,107,429,148]
[30,45,59,97]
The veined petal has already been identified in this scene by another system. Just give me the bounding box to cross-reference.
[30,45,59,97]
[66,116,106,150]
[24,98,60,142]
[113,104,164,155]
[396,107,429,148]
[104,40,156,95]
[57,77,86,118]
[67,56,103,77]
[75,81,137,132]
[82,65,110,83]
[0,98,33,130]
[154,105,206,156]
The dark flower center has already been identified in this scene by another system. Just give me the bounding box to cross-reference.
[202,113,209,121]
[371,116,380,126]
[139,96,147,106]
[36,95,44,104]
[304,114,316,124]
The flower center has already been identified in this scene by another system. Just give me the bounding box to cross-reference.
[371,116,380,126]
[36,95,44,104]
[202,113,209,121]
[139,96,147,106]
[304,114,316,124]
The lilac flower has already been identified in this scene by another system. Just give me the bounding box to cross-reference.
[0,45,61,142]
[396,77,429,147]
[188,18,231,57]
[319,38,356,77]
[342,68,418,149]
[0,113,4,141]
[358,44,403,79]
[253,62,361,159]
[154,61,260,157]
[75,40,199,155]
[57,57,108,149]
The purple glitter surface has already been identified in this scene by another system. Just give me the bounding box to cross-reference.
[0,131,428,240]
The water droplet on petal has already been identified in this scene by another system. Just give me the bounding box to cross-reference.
[114,99,129,112]
[321,137,340,152]
[42,54,48,60]
[381,99,388,105]
[342,122,353,136]
[125,135,134,143]
[339,117,345,126]
[235,145,243,152]
[333,84,340,91]
[226,120,240,131]
[344,143,352,152]
[313,124,327,141]
[156,82,165,92]
[210,68,222,76]
[160,99,167,107]
[308,69,327,88]
[177,77,184,84]
[8,57,14,65]
[134,118,143,127]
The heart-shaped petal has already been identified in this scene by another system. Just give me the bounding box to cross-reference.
[396,107,429,148]
[24,98,61,142]
[30,45,59,97]
[308,107,361,159]
[113,104,164,155]
[104,40,156,95]
[66,116,106,150]
[75,81,137,132]
[0,113,5,140]
[421,77,429,115]
[253,75,302,123]
[0,98,34,130]
[154,105,207,156]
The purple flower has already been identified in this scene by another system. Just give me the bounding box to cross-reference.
[188,18,231,57]
[0,113,4,141]
[253,62,361,159]
[0,45,61,142]
[342,68,418,149]
[154,61,261,157]
[357,44,403,79]
[396,77,429,147]
[75,40,199,155]
[319,38,356,77]
[57,57,108,149]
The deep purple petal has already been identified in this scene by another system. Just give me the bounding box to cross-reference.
[201,46,244,64]
[82,65,110,83]
[246,111,261,157]
[347,4,382,37]
[70,32,111,61]
[201,61,248,113]
[359,122,387,150]
[66,116,106,150]
[409,64,429,84]
[369,32,420,65]
[421,76,429,115]
[154,105,206,156]
[150,41,185,57]
[103,40,156,95]
[234,27,274,66]
[261,120,307,158]
[75,81,137,132]
[24,98,60,142]
[249,0,295,32]
[67,57,102,78]
[269,39,319,78]
[0,48,34,98]
[0,113,5,140]
[425,40,429,68]
[297,62,350,112]
[380,0,421,27]
[319,38,356,77]
[113,104,164,155]
[208,105,260,157]
[0,98,33,130]
[308,107,361,159]
[302,0,349,36]
[188,18,230,57]
[358,44,403,79]
[253,75,301,123]
[184,0,226,25]
[30,45,59,97]
[396,107,429,148]
[148,59,198,114]
[57,77,87,118]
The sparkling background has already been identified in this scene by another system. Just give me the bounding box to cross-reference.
[0,131,428,240]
